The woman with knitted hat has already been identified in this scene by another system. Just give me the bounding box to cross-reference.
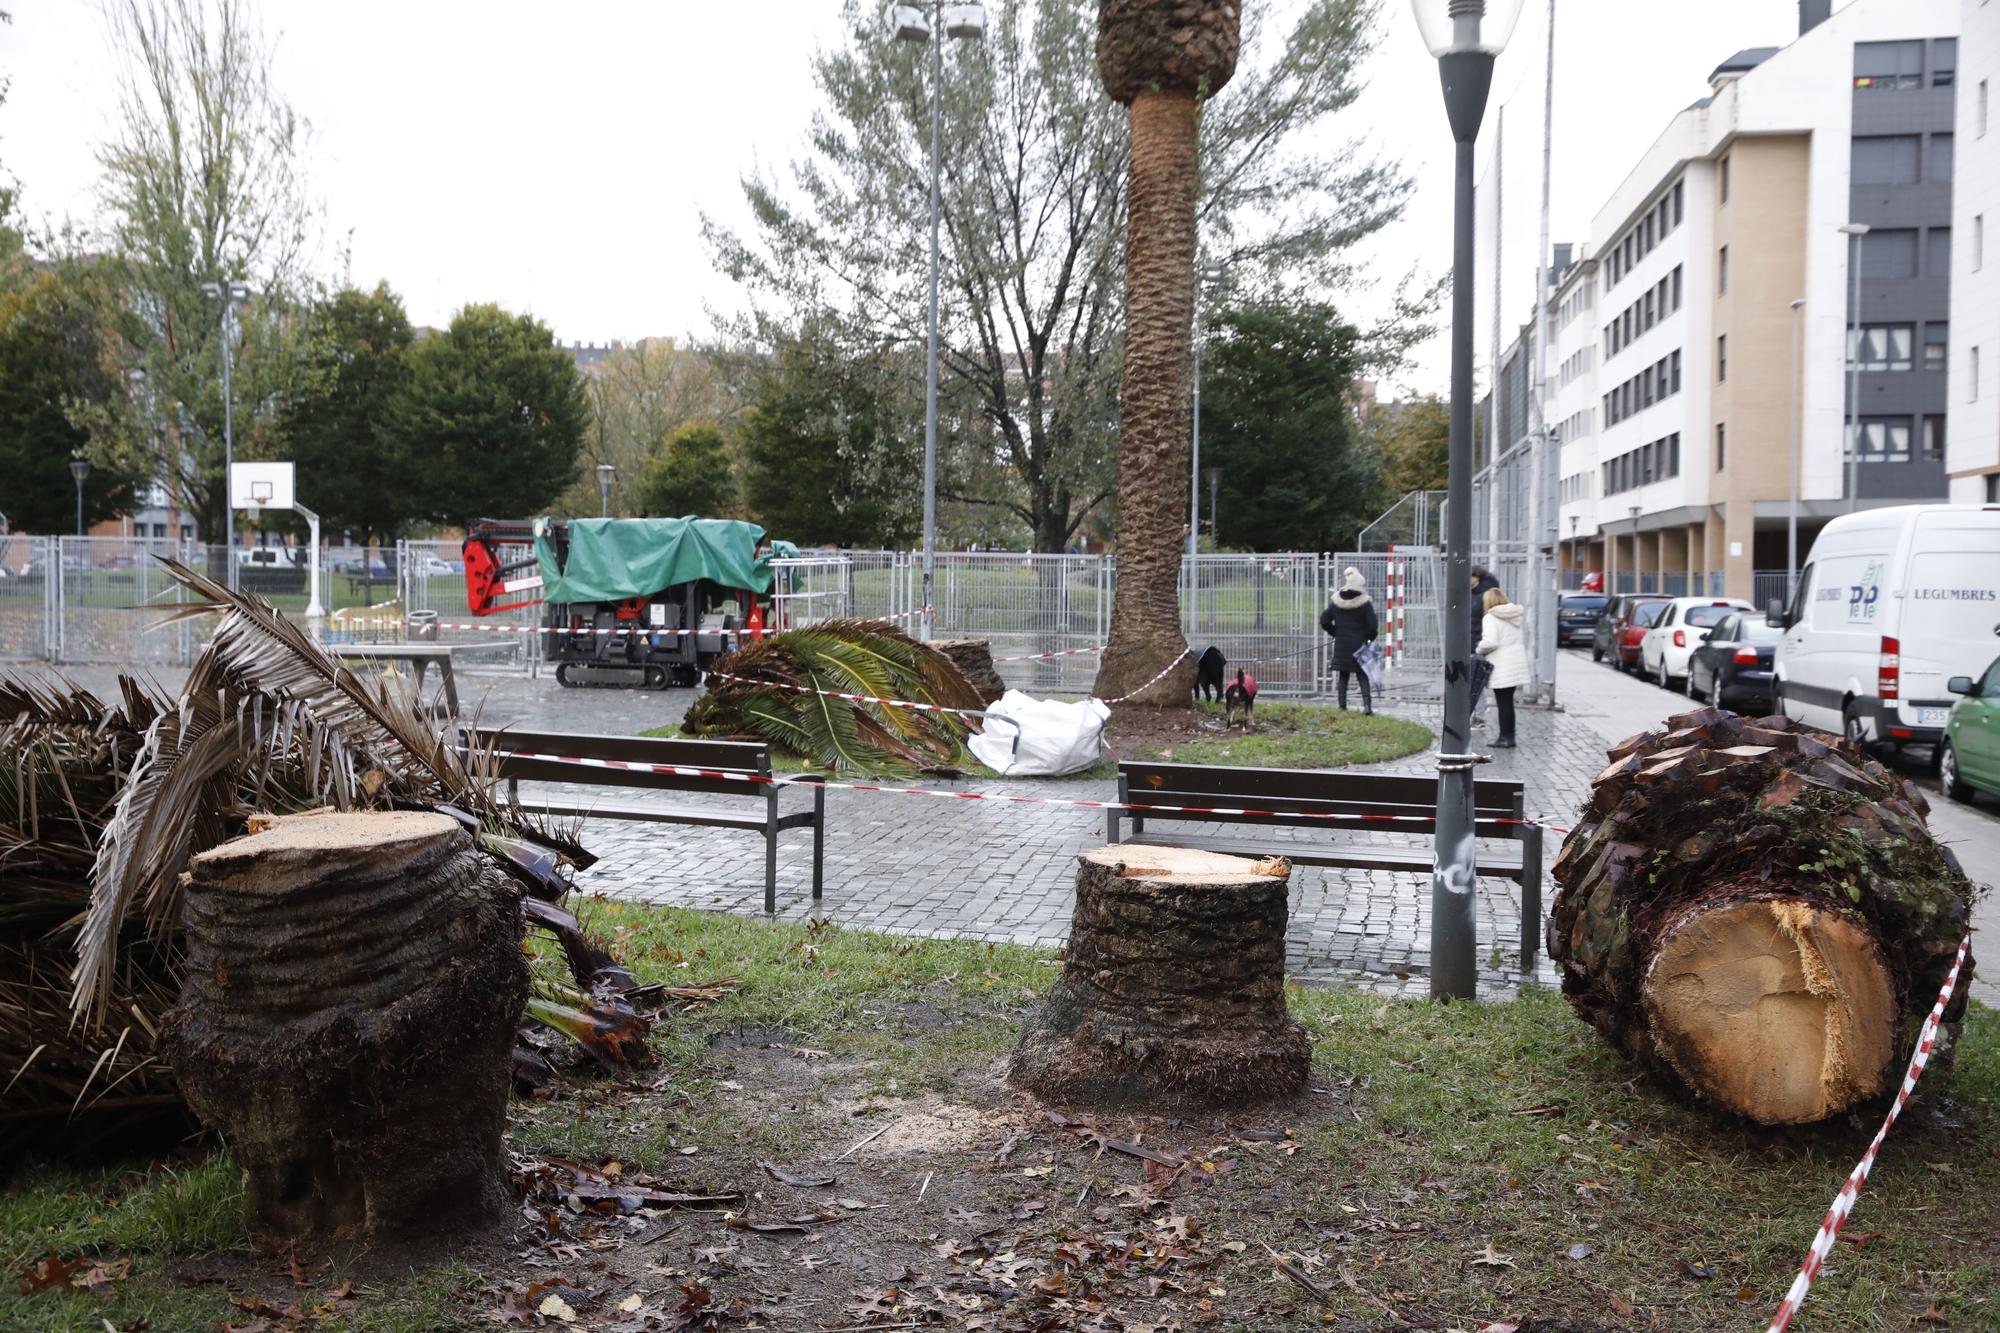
[1318,566,1380,714]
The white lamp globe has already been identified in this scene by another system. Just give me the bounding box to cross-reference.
[1411,0,1526,58]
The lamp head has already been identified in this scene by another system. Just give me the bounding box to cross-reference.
[889,3,928,42]
[1411,0,1526,57]
[595,463,616,487]
[942,3,985,40]
[1838,223,1871,237]
[70,455,91,485]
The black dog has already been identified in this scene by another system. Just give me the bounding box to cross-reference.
[1193,646,1226,702]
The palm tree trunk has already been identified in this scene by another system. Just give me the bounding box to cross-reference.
[1095,89,1197,706]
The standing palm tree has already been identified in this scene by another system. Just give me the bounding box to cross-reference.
[1092,0,1241,705]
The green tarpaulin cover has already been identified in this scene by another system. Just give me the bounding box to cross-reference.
[535,516,776,602]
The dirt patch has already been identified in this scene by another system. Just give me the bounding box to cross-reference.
[1103,705,1228,757]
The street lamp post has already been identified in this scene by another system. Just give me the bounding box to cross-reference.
[1838,223,1869,514]
[1568,514,1578,582]
[69,456,90,538]
[1412,0,1525,1002]
[893,3,986,639]
[1789,297,1807,604]
[596,463,616,518]
[201,280,254,589]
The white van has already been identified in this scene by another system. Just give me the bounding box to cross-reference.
[1770,505,2000,751]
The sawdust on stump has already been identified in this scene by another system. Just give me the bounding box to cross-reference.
[165,810,527,1243]
[1009,844,1309,1112]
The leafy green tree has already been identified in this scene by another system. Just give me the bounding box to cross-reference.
[739,333,920,547]
[1198,300,1378,552]
[707,0,1420,552]
[0,270,146,532]
[1371,393,1451,498]
[559,339,738,518]
[395,304,590,524]
[277,284,415,545]
[82,0,321,542]
[635,422,738,519]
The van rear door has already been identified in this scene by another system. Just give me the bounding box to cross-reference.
[1896,512,2000,732]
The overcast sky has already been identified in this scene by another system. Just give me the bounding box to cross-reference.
[1,0,1852,397]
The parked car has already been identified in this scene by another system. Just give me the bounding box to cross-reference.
[1940,655,2000,803]
[1771,505,2000,753]
[414,554,463,577]
[1686,612,1780,712]
[1593,595,1670,672]
[1639,597,1755,691]
[1557,593,1608,647]
[334,555,395,580]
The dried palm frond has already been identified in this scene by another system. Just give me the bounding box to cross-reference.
[682,620,986,774]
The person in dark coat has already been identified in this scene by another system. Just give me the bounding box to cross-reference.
[1467,564,1500,726]
[1319,566,1380,714]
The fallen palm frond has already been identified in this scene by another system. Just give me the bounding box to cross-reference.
[2,562,651,1154]
[682,620,986,774]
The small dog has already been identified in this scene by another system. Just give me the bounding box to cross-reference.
[1224,668,1258,728]
[1193,646,1227,703]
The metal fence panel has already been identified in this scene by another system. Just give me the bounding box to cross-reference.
[53,536,209,666]
[0,536,53,660]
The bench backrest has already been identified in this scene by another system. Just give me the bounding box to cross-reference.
[469,727,772,798]
[1117,761,1527,838]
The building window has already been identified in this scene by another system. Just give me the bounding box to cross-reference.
[1983,79,1992,137]
[1672,265,1682,311]
[1849,417,1913,463]
[1854,40,1923,90]
[1934,38,1957,88]
[1671,348,1682,392]
[1973,346,1982,401]
[1923,415,1946,461]
[1674,180,1685,226]
[1863,228,1920,280]
[1719,155,1731,203]
[1716,423,1726,471]
[1717,335,1727,383]
[1850,325,1915,372]
[1718,246,1729,294]
[1932,133,1954,182]
[1925,323,1949,372]
[1852,135,1921,186]
[1644,290,1656,329]
[1929,227,1952,278]
[1977,217,1985,272]
[1988,474,2000,504]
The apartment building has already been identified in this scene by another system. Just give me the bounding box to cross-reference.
[1947,0,2000,498]
[1557,0,1958,602]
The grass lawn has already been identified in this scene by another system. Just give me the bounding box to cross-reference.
[650,698,1434,782]
[6,908,1994,1331]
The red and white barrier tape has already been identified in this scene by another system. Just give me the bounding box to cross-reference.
[333,611,923,637]
[1096,649,1194,705]
[487,747,1567,833]
[1766,933,1973,1333]
[991,645,1105,662]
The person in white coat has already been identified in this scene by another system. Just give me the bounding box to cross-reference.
[1476,587,1528,749]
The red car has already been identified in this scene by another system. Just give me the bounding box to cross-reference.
[1599,595,1671,674]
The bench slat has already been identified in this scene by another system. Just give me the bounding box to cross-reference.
[1120,761,1523,814]
[470,727,771,796]
[510,798,771,830]
[1121,830,1527,881]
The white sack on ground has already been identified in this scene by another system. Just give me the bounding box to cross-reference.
[967,690,1110,777]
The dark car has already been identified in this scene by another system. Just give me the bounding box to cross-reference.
[1686,612,1779,712]
[1557,593,1608,647]
[1591,595,1670,671]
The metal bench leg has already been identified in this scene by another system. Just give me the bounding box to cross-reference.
[811,783,825,903]
[1521,825,1544,971]
[764,788,780,916]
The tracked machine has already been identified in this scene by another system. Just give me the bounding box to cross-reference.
[462,516,788,689]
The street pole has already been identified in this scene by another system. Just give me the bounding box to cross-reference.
[221,300,236,591]
[1840,224,1869,513]
[1434,46,1498,1003]
[1190,301,1202,562]
[919,4,943,642]
[1789,298,1806,604]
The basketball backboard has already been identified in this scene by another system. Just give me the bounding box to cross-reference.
[229,461,295,512]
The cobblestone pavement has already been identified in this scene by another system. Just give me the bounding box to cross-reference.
[31,653,1992,1003]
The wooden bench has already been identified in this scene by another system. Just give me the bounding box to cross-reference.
[469,728,825,914]
[1106,762,1544,969]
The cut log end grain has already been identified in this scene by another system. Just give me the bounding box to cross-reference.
[1009,843,1308,1112]
[1643,898,1897,1125]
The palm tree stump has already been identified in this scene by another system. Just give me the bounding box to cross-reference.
[933,639,1006,706]
[1010,844,1308,1109]
[164,810,528,1242]
[1549,709,1977,1124]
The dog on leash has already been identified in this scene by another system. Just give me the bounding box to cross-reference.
[1193,645,1227,703]
[1224,668,1258,728]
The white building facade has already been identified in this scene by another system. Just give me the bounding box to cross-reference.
[1947,0,2000,499]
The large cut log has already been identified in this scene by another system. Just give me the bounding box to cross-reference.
[165,810,528,1242]
[933,638,1006,707]
[1548,708,1977,1124]
[1009,844,1309,1110]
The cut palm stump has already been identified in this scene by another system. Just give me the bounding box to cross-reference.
[1548,708,1977,1125]
[165,810,528,1241]
[933,638,1006,707]
[1010,844,1308,1110]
